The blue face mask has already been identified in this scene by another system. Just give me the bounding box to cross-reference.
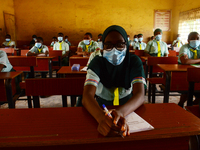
[134,38,138,42]
[177,37,181,41]
[155,34,162,41]
[103,48,126,66]
[189,40,200,49]
[138,37,143,42]
[58,37,63,42]
[65,39,68,42]
[33,38,36,41]
[83,40,90,45]
[6,38,10,42]
[127,37,130,41]
[35,43,42,48]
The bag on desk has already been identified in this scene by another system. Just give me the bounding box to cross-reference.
[71,64,80,71]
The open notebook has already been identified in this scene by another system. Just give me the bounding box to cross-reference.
[125,112,154,133]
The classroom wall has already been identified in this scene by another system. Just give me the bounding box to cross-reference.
[171,0,200,41]
[0,0,15,44]
[13,0,174,47]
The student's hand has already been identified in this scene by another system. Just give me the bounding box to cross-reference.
[84,51,90,57]
[37,53,46,57]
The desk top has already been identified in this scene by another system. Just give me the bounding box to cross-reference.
[0,103,200,147]
[0,72,22,80]
[185,105,200,118]
[8,56,55,59]
[158,64,194,72]
[140,56,148,61]
[57,66,86,74]
[70,55,89,59]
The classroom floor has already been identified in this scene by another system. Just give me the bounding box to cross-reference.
[0,71,185,109]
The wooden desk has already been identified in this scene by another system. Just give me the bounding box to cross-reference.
[0,103,200,149]
[129,50,135,54]
[57,66,87,77]
[69,56,89,66]
[157,64,196,103]
[0,72,22,108]
[185,105,200,118]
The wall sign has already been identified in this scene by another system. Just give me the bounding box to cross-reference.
[154,10,171,31]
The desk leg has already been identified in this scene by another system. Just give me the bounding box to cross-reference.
[5,79,15,109]
[49,59,52,78]
[164,71,171,103]
[62,95,67,107]
[187,82,194,106]
[71,96,76,107]
[33,96,40,108]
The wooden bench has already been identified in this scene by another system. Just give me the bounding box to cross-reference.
[25,78,85,108]
[147,57,178,103]
[168,50,177,57]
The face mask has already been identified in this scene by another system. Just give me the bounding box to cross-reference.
[35,43,42,48]
[33,38,36,41]
[83,40,90,45]
[97,39,100,42]
[127,37,130,41]
[134,38,138,42]
[189,40,200,49]
[51,42,55,45]
[177,37,181,41]
[6,38,10,42]
[155,35,162,41]
[138,37,143,42]
[103,48,126,66]
[58,37,63,41]
[65,39,68,42]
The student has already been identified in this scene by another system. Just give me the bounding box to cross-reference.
[53,33,69,66]
[29,35,37,49]
[127,35,132,46]
[178,32,200,107]
[0,50,13,72]
[50,37,57,47]
[97,34,103,50]
[82,25,146,137]
[2,34,16,48]
[27,37,49,56]
[77,32,100,56]
[145,28,169,57]
[64,36,71,46]
[172,34,183,48]
[150,36,155,41]
[131,35,138,47]
[133,34,146,50]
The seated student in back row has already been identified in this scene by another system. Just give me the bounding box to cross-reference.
[53,33,69,66]
[82,25,146,137]
[133,34,146,50]
[29,35,37,49]
[77,32,100,57]
[172,34,183,48]
[131,35,138,47]
[50,37,57,47]
[178,31,200,107]
[0,50,13,72]
[27,37,49,56]
[97,34,103,50]
[1,34,16,48]
[145,28,168,57]
[64,36,71,46]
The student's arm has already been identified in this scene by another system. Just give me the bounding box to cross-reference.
[144,41,151,54]
[172,40,178,47]
[27,47,38,56]
[180,54,200,64]
[164,43,169,57]
[0,64,4,71]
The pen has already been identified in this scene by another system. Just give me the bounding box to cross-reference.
[102,104,124,138]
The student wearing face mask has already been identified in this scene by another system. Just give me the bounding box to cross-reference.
[77,32,100,56]
[2,34,16,48]
[172,34,183,48]
[29,35,37,49]
[97,34,103,50]
[50,37,57,47]
[131,35,138,47]
[177,32,200,107]
[133,34,146,50]
[82,25,146,137]
[127,35,132,46]
[27,37,49,56]
[53,33,69,66]
[64,36,71,46]
[145,28,168,57]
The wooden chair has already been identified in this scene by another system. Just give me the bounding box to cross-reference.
[187,68,200,106]
[147,57,178,103]
[0,48,15,56]
[168,50,176,57]
[20,49,29,56]
[135,50,144,56]
[69,46,78,57]
[49,50,62,70]
[69,57,89,66]
[25,77,85,108]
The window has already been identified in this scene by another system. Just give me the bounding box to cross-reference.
[178,8,200,44]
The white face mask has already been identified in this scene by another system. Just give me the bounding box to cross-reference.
[103,48,126,66]
[83,40,90,45]
[58,37,63,42]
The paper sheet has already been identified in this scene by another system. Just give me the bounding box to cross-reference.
[191,64,200,68]
[125,112,154,133]
[80,66,88,72]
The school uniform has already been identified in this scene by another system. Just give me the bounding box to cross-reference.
[145,39,169,56]
[65,41,71,46]
[172,40,183,48]
[53,41,69,55]
[50,42,56,47]
[87,50,102,66]
[178,44,200,64]
[2,40,15,47]
[97,41,103,50]
[28,45,49,54]
[133,42,146,50]
[128,40,132,46]
[78,40,99,52]
[0,50,13,72]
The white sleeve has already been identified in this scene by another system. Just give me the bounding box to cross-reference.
[0,51,7,67]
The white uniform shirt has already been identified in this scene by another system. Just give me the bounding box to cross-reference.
[0,50,13,72]
[53,41,69,55]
